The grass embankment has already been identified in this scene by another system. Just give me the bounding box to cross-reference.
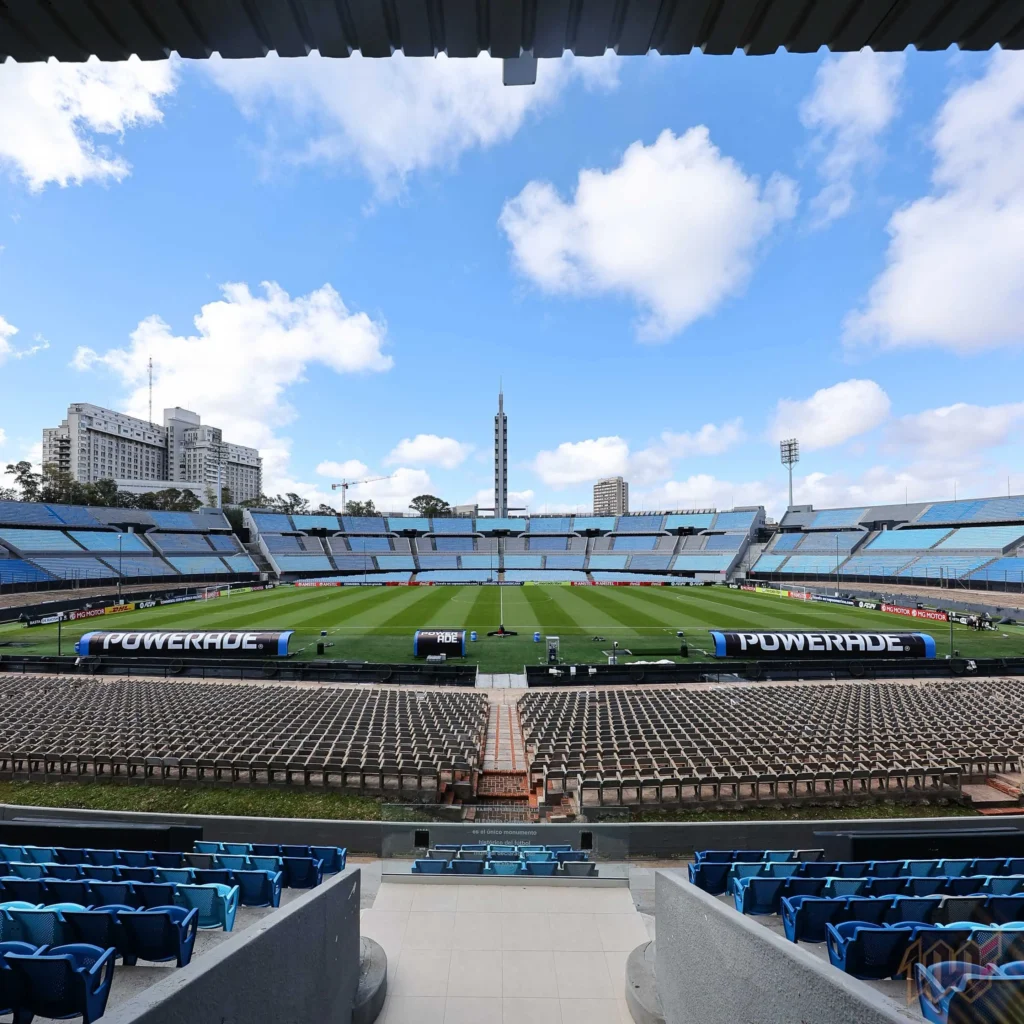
[0,782,990,824]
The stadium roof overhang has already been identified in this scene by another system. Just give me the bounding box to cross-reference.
[1,0,1022,86]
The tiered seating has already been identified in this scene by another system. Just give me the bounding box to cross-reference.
[264,535,301,553]
[418,555,459,569]
[273,555,334,572]
[704,535,743,551]
[0,940,116,1020]
[375,555,416,570]
[0,557,53,583]
[937,525,1024,550]
[571,517,616,532]
[770,533,803,552]
[430,519,475,534]
[477,518,527,533]
[612,535,657,551]
[207,534,242,553]
[778,554,844,574]
[865,529,951,550]
[150,533,215,553]
[434,536,474,551]
[250,513,293,532]
[898,555,991,580]
[45,504,105,527]
[528,536,567,551]
[750,554,788,572]
[503,570,588,582]
[520,679,1024,810]
[0,679,488,795]
[67,531,150,552]
[0,528,81,552]
[412,843,593,876]
[588,555,628,570]
[628,555,674,570]
[337,536,391,552]
[809,508,866,528]
[664,512,715,531]
[671,554,732,571]
[291,514,340,531]
[222,554,258,572]
[387,517,431,532]
[839,555,914,577]
[795,531,861,551]
[615,515,664,532]
[504,555,543,569]
[971,558,1024,584]
[27,557,114,580]
[111,557,178,577]
[529,518,572,533]
[167,557,233,575]
[546,555,586,570]
[917,497,1024,525]
[416,570,493,583]
[340,516,387,533]
[0,501,62,526]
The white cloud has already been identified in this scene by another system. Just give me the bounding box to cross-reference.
[471,487,536,513]
[386,434,472,469]
[207,53,617,198]
[346,468,432,514]
[72,281,392,495]
[533,437,629,488]
[846,51,1024,351]
[800,49,905,226]
[315,459,370,481]
[0,56,176,191]
[0,316,16,364]
[889,401,1024,459]
[639,473,772,514]
[0,427,6,448]
[532,419,745,489]
[770,380,891,451]
[499,127,797,340]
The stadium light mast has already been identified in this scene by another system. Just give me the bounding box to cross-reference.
[780,438,800,510]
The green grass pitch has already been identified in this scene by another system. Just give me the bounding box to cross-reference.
[4,583,1024,673]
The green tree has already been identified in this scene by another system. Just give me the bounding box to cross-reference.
[4,461,40,501]
[0,487,18,502]
[39,465,88,505]
[344,499,377,517]
[410,494,451,517]
[313,503,338,515]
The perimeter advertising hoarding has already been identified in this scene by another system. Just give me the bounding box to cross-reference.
[709,630,936,659]
[881,602,949,623]
[75,630,294,658]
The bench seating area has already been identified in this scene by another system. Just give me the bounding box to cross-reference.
[520,680,1024,810]
[412,843,594,877]
[0,678,488,798]
[690,844,1024,1020]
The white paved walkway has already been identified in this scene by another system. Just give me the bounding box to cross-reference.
[361,882,646,1024]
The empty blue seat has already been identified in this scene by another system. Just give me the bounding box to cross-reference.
[524,861,558,877]
[486,861,522,876]
[733,877,786,915]
[282,845,313,859]
[174,884,239,930]
[41,864,82,881]
[118,850,153,868]
[937,860,973,878]
[5,942,115,1024]
[86,850,120,867]
[119,866,157,883]
[53,848,88,865]
[150,852,185,869]
[687,863,734,895]
[251,844,281,857]
[132,882,177,909]
[248,856,282,873]
[915,961,1001,1024]
[233,870,282,908]
[826,922,913,979]
[561,861,596,878]
[194,869,233,886]
[81,866,118,882]
[43,880,92,905]
[154,868,194,885]
[214,855,249,871]
[864,878,906,898]
[450,860,485,875]
[62,908,124,952]
[801,862,841,879]
[222,843,251,856]
[312,847,346,873]
[905,877,948,897]
[281,857,323,889]
[987,896,1024,925]
[973,859,1007,876]
[904,860,940,878]
[5,864,44,880]
[4,908,72,946]
[0,847,24,863]
[554,851,587,864]
[412,860,448,874]
[20,848,57,865]
[987,876,1024,896]
[888,897,942,924]
[868,861,906,878]
[90,881,136,908]
[119,906,198,967]
[824,878,865,898]
[0,879,46,904]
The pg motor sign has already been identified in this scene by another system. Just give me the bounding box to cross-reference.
[709,630,935,659]
[75,630,294,658]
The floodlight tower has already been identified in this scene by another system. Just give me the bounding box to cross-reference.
[780,438,800,510]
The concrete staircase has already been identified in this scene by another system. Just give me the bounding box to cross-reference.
[243,541,274,575]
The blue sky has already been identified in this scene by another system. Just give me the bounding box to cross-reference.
[1,47,1022,517]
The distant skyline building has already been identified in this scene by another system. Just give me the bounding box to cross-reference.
[41,402,262,503]
[593,476,629,516]
[494,388,507,518]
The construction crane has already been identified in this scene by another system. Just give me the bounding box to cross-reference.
[331,475,395,514]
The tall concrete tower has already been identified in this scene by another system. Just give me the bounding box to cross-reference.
[494,387,507,518]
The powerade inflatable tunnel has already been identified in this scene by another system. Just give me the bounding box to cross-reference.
[709,630,936,659]
[413,630,466,658]
[75,630,294,658]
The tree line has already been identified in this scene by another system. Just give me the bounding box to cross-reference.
[1,462,457,520]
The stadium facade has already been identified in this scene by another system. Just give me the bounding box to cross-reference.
[493,388,508,518]
[42,403,262,502]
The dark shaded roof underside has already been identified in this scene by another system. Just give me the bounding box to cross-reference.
[1,0,1023,63]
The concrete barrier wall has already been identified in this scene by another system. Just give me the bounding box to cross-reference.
[654,871,910,1024]
[102,866,361,1024]
[2,802,1015,858]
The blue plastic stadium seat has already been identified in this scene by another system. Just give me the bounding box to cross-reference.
[132,882,178,908]
[154,868,194,885]
[915,960,1000,1024]
[193,841,222,855]
[194,869,233,886]
[174,884,239,930]
[119,906,199,967]
[3,908,72,946]
[281,857,323,889]
[412,860,448,874]
[826,921,913,979]
[119,866,157,883]
[887,896,942,924]
[524,861,558,877]
[89,880,136,907]
[312,846,346,874]
[43,880,92,906]
[4,942,115,1024]
[21,849,57,865]
[450,860,485,876]
[233,870,283,907]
